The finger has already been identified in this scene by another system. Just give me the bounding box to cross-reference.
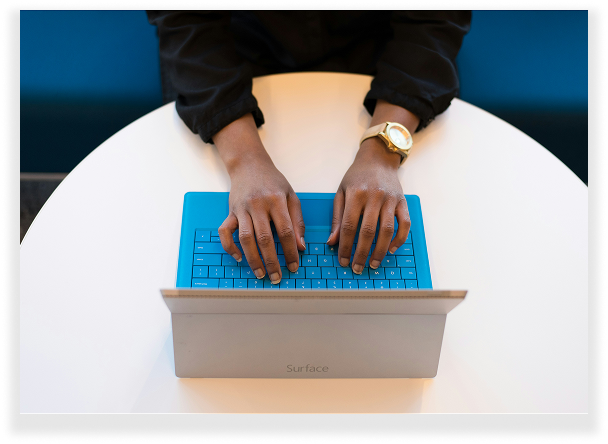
[237,212,266,279]
[388,198,411,254]
[270,197,300,273]
[287,192,306,251]
[328,189,345,245]
[369,199,396,269]
[251,212,282,284]
[337,191,364,268]
[352,200,382,274]
[218,213,242,262]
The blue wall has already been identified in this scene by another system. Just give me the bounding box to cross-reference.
[20,10,588,181]
[21,10,161,102]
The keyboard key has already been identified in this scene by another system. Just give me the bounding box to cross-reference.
[311,279,326,288]
[195,230,210,242]
[309,243,325,254]
[390,279,405,289]
[277,255,286,266]
[405,280,418,289]
[263,279,280,289]
[384,268,401,279]
[232,231,239,242]
[194,254,222,266]
[240,268,255,279]
[322,267,337,279]
[208,266,224,278]
[405,232,412,244]
[210,236,221,243]
[222,254,238,266]
[289,268,305,279]
[333,256,344,267]
[237,254,249,267]
[381,256,397,267]
[192,266,208,278]
[318,255,334,266]
[336,268,353,279]
[374,280,389,289]
[248,279,264,289]
[358,280,374,289]
[224,266,240,278]
[327,279,342,289]
[234,279,248,288]
[296,279,311,289]
[192,278,218,288]
[211,230,219,237]
[369,268,385,279]
[301,255,317,267]
[306,267,321,279]
[393,244,413,256]
[194,243,226,254]
[304,231,331,243]
[401,269,417,280]
[281,267,290,277]
[280,279,296,289]
[352,268,370,279]
[343,280,358,289]
[325,244,338,255]
[220,279,233,288]
[397,256,415,267]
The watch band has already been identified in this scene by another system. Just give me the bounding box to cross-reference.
[360,123,388,145]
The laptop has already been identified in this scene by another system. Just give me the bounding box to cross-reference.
[161,192,466,378]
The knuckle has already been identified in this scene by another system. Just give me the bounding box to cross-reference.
[341,221,358,235]
[277,225,295,240]
[360,224,376,237]
[256,231,274,246]
[379,222,394,235]
[238,229,255,243]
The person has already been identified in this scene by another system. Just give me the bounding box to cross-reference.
[147,10,471,285]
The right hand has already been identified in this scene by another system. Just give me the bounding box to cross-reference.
[214,114,305,284]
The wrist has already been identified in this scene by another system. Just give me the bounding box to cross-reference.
[356,137,401,171]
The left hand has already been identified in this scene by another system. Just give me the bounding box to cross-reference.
[327,137,411,274]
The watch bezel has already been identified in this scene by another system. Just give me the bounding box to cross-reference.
[384,122,413,152]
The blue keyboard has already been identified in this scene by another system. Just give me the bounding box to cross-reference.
[189,227,418,290]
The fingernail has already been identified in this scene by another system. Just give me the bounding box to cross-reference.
[288,262,299,272]
[353,263,363,274]
[270,272,281,284]
[370,260,380,269]
[300,237,306,249]
[389,247,397,254]
[326,235,331,244]
[339,257,349,267]
[232,253,242,262]
[254,268,265,279]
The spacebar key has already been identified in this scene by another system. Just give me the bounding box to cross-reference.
[192,278,219,288]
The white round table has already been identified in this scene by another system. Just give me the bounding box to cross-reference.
[20,73,587,413]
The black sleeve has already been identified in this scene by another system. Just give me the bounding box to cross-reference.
[364,11,472,131]
[147,11,264,144]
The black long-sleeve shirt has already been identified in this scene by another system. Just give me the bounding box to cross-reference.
[147,11,471,144]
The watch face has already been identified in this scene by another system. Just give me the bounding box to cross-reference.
[387,125,412,150]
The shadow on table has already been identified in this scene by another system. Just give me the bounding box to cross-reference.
[131,335,428,413]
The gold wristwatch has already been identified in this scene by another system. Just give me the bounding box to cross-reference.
[360,122,413,165]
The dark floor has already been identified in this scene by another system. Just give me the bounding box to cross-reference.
[20,174,66,242]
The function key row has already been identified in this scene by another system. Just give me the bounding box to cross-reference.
[195,229,412,246]
[191,278,418,289]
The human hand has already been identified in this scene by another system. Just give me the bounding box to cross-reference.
[327,136,411,274]
[214,114,305,284]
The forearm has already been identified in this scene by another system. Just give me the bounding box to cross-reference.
[356,99,420,169]
[212,113,274,175]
